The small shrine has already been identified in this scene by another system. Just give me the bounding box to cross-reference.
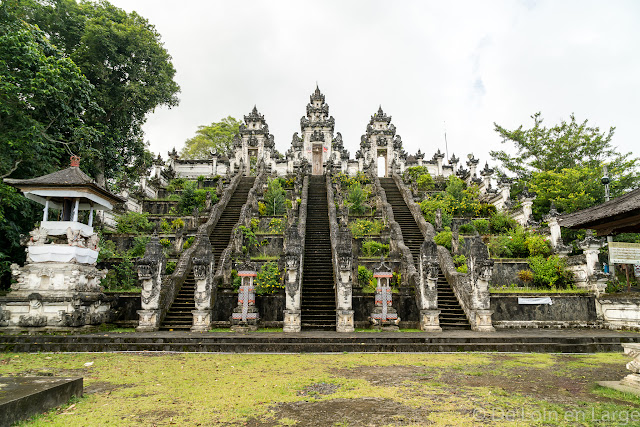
[0,156,125,329]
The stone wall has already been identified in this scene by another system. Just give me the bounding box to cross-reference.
[491,293,599,328]
[491,259,531,287]
[598,296,640,331]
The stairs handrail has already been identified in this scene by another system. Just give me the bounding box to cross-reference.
[141,161,247,329]
[369,168,428,313]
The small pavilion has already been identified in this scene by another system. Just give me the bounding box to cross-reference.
[0,156,124,329]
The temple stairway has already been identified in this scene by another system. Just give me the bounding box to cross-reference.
[160,177,255,331]
[379,178,470,329]
[301,175,336,330]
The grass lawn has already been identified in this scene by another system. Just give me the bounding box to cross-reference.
[2,352,640,426]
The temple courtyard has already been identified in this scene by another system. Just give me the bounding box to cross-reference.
[3,346,640,426]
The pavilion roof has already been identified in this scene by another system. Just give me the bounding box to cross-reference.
[4,166,125,206]
[557,187,640,235]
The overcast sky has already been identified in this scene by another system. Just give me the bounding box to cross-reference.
[110,0,640,167]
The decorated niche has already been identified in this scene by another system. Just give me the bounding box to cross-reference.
[231,260,260,331]
[1,156,125,329]
[369,259,400,329]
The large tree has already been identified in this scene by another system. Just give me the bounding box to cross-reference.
[180,116,241,159]
[491,113,639,218]
[0,3,98,288]
[24,0,181,187]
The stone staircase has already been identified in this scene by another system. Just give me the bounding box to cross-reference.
[301,175,336,330]
[437,271,470,329]
[160,177,255,331]
[379,178,470,330]
[3,331,639,353]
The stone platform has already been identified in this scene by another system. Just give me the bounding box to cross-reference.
[2,329,640,353]
[0,376,83,426]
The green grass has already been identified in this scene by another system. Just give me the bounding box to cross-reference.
[2,353,638,426]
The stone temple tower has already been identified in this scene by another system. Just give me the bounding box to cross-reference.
[357,106,405,177]
[298,85,336,175]
[230,106,277,174]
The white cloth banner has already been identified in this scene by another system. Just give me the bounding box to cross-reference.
[518,297,553,305]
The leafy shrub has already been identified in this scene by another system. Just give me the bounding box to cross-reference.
[166,178,187,192]
[165,261,176,275]
[239,225,259,252]
[255,262,282,294]
[357,265,375,292]
[347,182,368,215]
[361,240,389,257]
[264,178,286,215]
[258,201,267,216]
[434,227,463,250]
[349,219,384,238]
[128,236,150,258]
[171,218,185,230]
[488,234,514,258]
[160,219,171,233]
[177,181,215,214]
[419,198,452,228]
[101,259,138,291]
[517,270,534,283]
[268,218,286,234]
[489,212,517,234]
[417,173,434,191]
[403,166,430,183]
[285,199,292,210]
[525,233,551,257]
[116,212,153,234]
[478,204,497,218]
[182,236,195,250]
[231,269,242,291]
[97,238,118,262]
[159,238,171,248]
[453,254,468,273]
[250,217,260,231]
[472,219,490,235]
[459,223,476,235]
[528,255,574,289]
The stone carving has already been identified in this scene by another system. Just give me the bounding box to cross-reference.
[28,227,48,246]
[136,236,167,331]
[369,259,400,329]
[231,259,259,331]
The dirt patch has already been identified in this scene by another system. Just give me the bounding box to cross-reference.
[85,381,134,395]
[248,397,430,427]
[297,382,340,397]
[333,357,637,407]
[135,409,180,425]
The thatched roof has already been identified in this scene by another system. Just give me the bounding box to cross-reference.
[557,187,640,235]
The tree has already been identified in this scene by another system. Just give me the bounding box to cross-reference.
[180,117,241,159]
[491,113,639,217]
[0,4,98,288]
[24,0,181,187]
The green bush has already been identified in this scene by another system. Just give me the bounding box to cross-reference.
[264,178,286,215]
[347,182,368,215]
[268,218,286,234]
[361,240,389,257]
[97,238,118,262]
[417,173,434,191]
[101,259,138,291]
[159,238,171,248]
[165,261,176,275]
[472,219,490,235]
[528,255,574,289]
[255,261,282,294]
[258,201,267,216]
[116,212,153,234]
[453,254,468,273]
[525,233,551,257]
[160,219,171,233]
[182,236,195,250]
[488,234,514,258]
[357,265,375,292]
[403,166,430,183]
[166,178,187,192]
[419,198,452,228]
[459,223,476,235]
[349,219,384,238]
[127,236,150,258]
[434,227,463,250]
[489,212,517,234]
